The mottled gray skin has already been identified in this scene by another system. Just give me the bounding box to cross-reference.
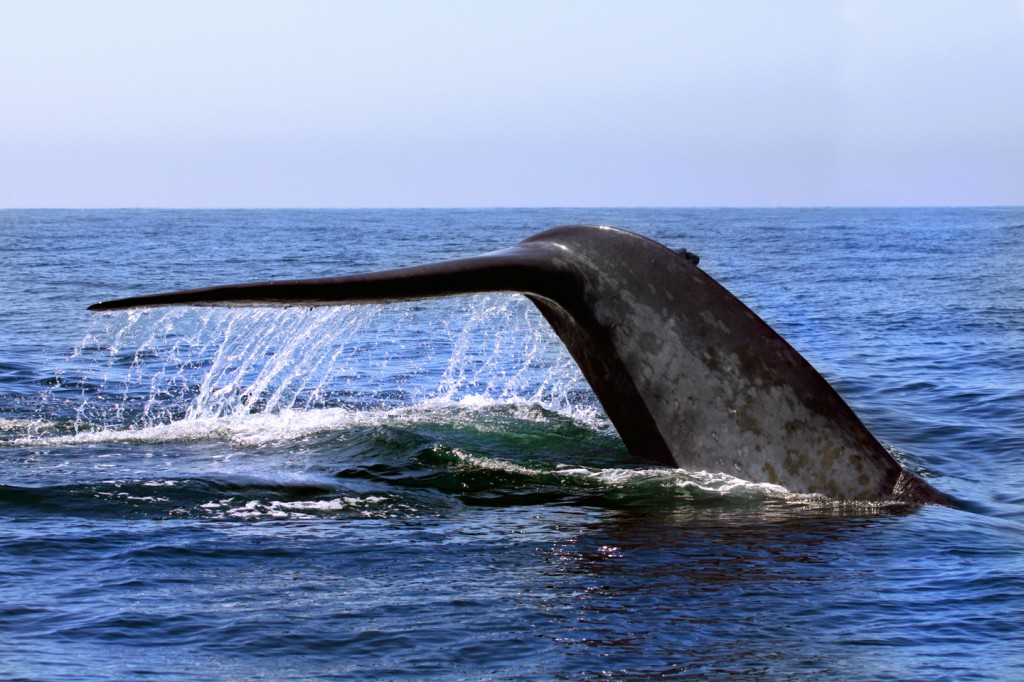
[90,225,945,503]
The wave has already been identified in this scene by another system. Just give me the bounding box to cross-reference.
[0,450,825,523]
[3,393,902,522]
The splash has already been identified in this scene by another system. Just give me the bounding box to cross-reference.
[47,295,598,439]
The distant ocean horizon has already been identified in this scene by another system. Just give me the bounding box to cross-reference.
[2,207,1022,680]
[12,203,1022,209]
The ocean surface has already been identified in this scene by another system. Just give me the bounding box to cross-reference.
[1,208,1021,680]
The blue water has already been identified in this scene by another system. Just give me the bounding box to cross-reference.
[1,208,1022,680]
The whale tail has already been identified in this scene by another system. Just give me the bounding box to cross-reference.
[90,225,946,504]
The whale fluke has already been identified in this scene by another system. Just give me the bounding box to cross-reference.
[89,225,945,503]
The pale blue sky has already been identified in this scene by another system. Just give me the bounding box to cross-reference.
[2,0,1022,207]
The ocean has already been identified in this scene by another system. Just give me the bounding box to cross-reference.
[1,208,1021,680]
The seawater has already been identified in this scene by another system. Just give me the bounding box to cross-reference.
[1,208,1022,680]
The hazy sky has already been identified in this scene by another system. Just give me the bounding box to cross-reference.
[2,0,1023,207]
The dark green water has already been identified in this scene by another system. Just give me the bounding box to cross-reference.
[1,208,1022,680]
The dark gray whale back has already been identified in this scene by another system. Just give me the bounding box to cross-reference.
[90,225,944,503]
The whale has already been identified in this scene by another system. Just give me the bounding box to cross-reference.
[90,225,945,504]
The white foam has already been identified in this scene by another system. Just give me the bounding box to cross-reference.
[13,393,610,448]
[197,494,406,520]
[449,449,804,500]
[0,417,58,438]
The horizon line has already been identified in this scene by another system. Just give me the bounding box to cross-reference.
[2,204,1022,211]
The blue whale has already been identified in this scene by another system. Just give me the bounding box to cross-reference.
[90,225,945,503]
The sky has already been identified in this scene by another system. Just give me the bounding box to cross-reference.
[2,0,1023,208]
